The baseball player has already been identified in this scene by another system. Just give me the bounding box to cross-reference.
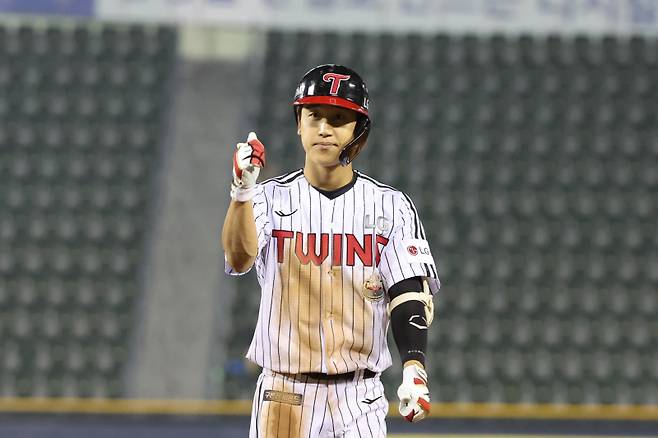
[222,64,440,437]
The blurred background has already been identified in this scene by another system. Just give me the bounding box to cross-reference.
[0,0,657,437]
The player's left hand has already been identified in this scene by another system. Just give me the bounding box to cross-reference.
[397,361,430,423]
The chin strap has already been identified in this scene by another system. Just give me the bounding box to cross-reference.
[339,118,371,166]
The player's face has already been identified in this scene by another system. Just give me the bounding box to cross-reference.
[298,105,358,167]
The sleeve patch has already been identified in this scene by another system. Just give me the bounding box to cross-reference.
[401,239,435,264]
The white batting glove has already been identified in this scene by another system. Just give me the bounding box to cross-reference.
[397,362,431,423]
[231,132,266,202]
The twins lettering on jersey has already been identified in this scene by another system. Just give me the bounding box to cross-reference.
[272,230,389,266]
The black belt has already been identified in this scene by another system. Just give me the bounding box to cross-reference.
[303,369,376,381]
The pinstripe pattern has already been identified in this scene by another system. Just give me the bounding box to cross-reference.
[228,170,439,437]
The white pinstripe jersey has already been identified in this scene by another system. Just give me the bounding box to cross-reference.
[226,169,440,375]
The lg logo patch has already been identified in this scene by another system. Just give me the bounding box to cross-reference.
[407,245,430,256]
[402,238,435,264]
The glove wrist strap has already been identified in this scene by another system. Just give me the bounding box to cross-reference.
[403,360,425,370]
[230,184,258,202]
[403,362,428,385]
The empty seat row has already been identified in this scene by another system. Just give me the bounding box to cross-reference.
[1,313,129,342]
[266,32,658,68]
[0,215,140,244]
[0,280,133,313]
[438,286,658,316]
[0,25,176,60]
[1,155,150,182]
[429,379,658,404]
[434,316,655,349]
[1,185,146,212]
[0,124,156,151]
[0,93,160,121]
[0,247,138,277]
[0,372,123,398]
[0,63,164,90]
[439,255,658,285]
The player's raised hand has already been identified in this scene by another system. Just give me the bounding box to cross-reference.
[397,361,431,423]
[231,132,266,201]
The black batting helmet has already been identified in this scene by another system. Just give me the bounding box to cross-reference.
[293,64,371,166]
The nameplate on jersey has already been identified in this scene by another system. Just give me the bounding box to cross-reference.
[264,390,303,406]
[401,239,434,264]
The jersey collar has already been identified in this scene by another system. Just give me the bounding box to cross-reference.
[309,171,358,200]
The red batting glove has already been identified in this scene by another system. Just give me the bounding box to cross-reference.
[231,132,266,201]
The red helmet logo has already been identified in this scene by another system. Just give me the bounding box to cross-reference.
[322,73,351,95]
[407,245,418,256]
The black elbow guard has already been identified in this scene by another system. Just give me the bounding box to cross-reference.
[388,277,431,366]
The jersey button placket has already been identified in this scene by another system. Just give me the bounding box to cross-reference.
[325,206,338,367]
[328,205,343,274]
